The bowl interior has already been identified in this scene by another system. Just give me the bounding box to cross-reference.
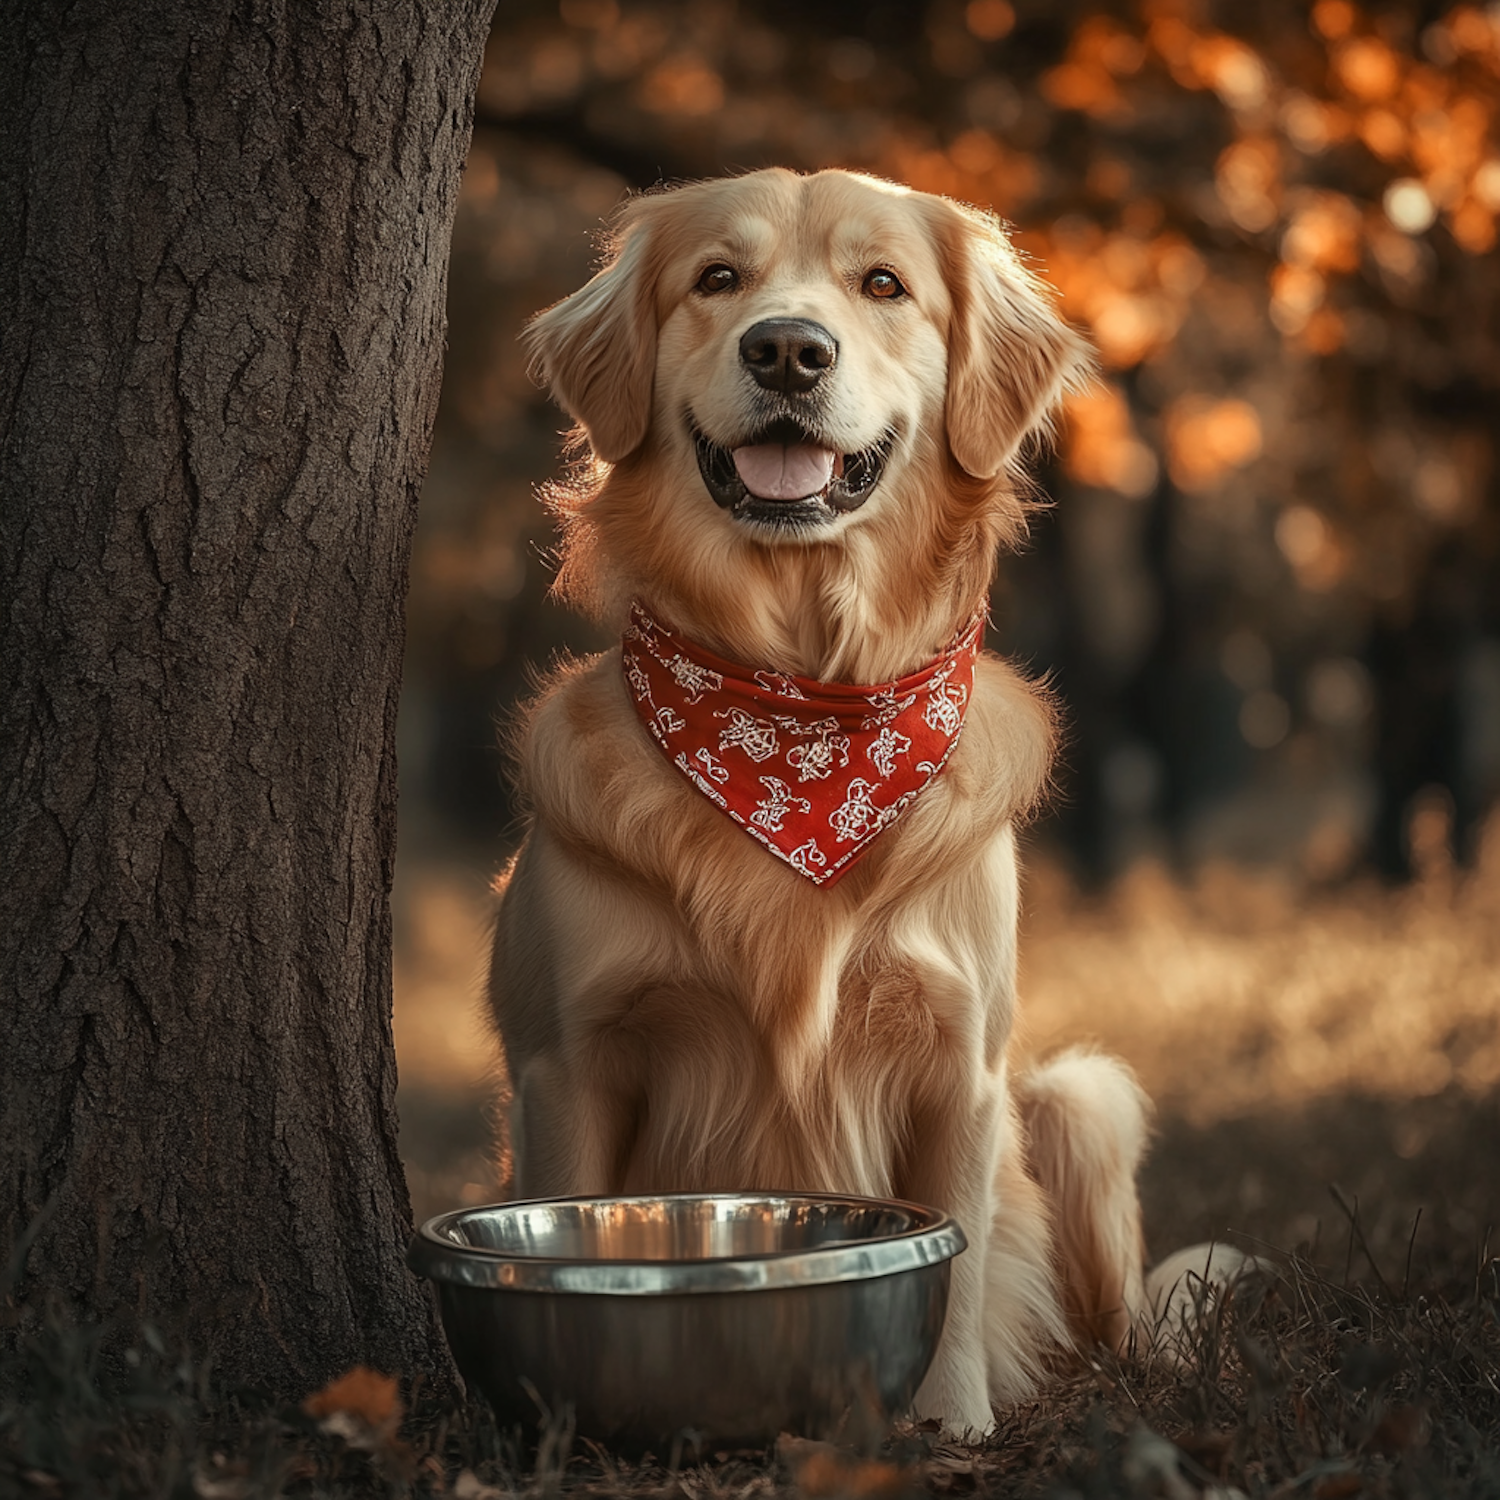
[435,1194,931,1264]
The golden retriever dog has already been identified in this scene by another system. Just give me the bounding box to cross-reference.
[487,167,1156,1435]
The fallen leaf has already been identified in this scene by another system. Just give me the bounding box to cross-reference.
[304,1366,402,1430]
[797,1451,852,1496]
[302,1366,410,1469]
[779,1436,913,1498]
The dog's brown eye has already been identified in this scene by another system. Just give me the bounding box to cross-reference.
[863,269,906,299]
[697,264,738,294]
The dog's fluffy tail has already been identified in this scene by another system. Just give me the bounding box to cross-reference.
[1016,1048,1151,1353]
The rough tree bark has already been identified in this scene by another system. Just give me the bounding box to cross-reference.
[0,0,494,1393]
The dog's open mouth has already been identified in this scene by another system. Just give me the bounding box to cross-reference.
[694,417,892,529]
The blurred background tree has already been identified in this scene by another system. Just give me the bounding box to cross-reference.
[402,0,1500,890]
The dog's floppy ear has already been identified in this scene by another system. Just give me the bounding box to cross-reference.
[524,205,659,464]
[934,201,1094,480]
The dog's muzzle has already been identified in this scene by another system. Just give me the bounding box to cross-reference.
[694,416,892,531]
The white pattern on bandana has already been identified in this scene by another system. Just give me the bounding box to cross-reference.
[860,689,918,729]
[922,664,969,737]
[829,778,882,843]
[751,775,812,833]
[622,602,985,887]
[754,670,807,699]
[625,655,653,702]
[674,751,728,807]
[716,706,780,763]
[866,725,912,778]
[668,654,723,705]
[785,734,850,783]
[789,839,829,877]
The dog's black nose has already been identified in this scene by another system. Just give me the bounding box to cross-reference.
[739,319,838,394]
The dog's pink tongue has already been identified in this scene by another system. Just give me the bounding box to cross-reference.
[732,443,836,501]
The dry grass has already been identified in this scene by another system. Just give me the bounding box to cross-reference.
[1016,832,1500,1125]
[5,839,1497,1495]
[8,1248,1494,1497]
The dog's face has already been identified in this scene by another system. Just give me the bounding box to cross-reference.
[527,169,1088,544]
[652,172,955,538]
[526,169,1089,677]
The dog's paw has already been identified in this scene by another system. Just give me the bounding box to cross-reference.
[911,1366,994,1440]
[1143,1242,1271,1363]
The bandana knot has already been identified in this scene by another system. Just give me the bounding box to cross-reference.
[622,603,984,886]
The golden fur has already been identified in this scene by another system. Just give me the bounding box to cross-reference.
[488,168,1152,1433]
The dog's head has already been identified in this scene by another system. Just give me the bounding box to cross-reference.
[526,169,1090,669]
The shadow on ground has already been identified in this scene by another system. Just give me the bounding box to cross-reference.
[1142,1084,1498,1290]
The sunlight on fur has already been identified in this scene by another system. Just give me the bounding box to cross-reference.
[487,168,1114,1435]
[392,163,1500,1437]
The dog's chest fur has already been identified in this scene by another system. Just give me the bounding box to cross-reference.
[500,648,1050,1196]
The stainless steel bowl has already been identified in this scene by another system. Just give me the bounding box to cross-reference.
[407,1192,966,1456]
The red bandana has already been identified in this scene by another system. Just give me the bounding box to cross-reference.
[622,603,984,887]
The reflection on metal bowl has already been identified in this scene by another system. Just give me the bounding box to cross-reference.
[406,1192,965,1457]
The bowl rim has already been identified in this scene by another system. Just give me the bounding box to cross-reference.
[406,1191,967,1295]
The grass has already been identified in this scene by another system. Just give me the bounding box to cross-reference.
[4,844,1498,1496]
[4,1238,1498,1497]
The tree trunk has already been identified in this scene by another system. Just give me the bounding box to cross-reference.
[0,0,494,1395]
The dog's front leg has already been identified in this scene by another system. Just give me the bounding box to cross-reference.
[509,1050,639,1199]
[491,832,648,1200]
[900,1082,1004,1438]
